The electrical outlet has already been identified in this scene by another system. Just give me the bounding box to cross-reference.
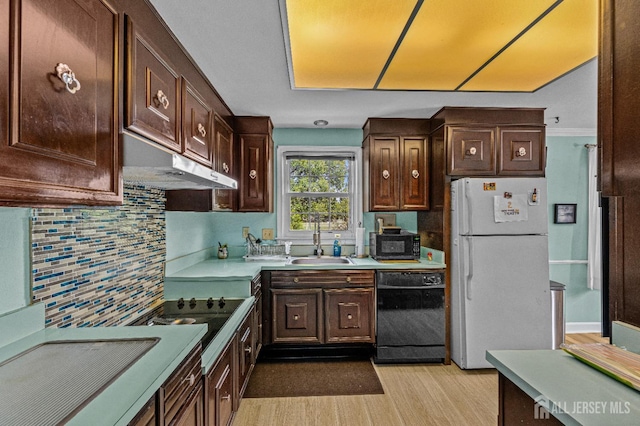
[242,227,250,239]
[262,228,274,240]
[334,234,341,238]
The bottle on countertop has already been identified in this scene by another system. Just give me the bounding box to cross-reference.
[333,238,341,257]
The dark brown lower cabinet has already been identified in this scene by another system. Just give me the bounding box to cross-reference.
[159,344,203,426]
[128,396,156,426]
[267,270,375,345]
[205,338,236,426]
[174,381,204,426]
[498,373,563,425]
[271,288,323,344]
[236,311,254,404]
[324,288,375,343]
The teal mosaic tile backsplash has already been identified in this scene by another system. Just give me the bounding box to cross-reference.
[31,185,165,328]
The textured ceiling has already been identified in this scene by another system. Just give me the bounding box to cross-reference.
[148,0,597,131]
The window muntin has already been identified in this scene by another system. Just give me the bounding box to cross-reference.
[278,147,361,243]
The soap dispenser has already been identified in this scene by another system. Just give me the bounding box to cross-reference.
[333,238,341,257]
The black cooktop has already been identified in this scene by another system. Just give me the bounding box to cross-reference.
[131,298,243,348]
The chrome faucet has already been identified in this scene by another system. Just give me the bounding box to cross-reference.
[313,213,323,256]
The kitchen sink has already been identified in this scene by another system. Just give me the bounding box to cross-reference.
[286,256,354,265]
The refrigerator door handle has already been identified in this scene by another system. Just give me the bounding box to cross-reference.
[466,237,474,300]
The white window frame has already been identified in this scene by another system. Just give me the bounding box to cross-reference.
[277,145,363,245]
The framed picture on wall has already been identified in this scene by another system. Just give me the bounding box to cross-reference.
[554,203,577,224]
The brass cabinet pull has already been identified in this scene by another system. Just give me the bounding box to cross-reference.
[155,90,170,109]
[382,169,390,180]
[245,345,252,355]
[293,277,299,283]
[197,123,207,137]
[468,147,477,156]
[347,314,353,320]
[55,63,81,94]
[249,169,257,179]
[221,394,231,401]
[222,162,230,173]
[293,314,299,321]
[412,169,420,179]
[516,146,527,157]
[346,276,351,283]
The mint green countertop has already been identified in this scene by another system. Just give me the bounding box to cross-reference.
[0,304,206,426]
[487,349,640,425]
[165,254,446,282]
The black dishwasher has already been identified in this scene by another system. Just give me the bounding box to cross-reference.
[375,270,445,363]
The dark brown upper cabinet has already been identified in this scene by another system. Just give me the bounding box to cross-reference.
[431,107,546,177]
[0,0,121,206]
[363,118,430,212]
[125,15,181,153]
[235,117,273,213]
[213,113,235,210]
[182,78,213,167]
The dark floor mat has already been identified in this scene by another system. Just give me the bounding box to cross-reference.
[243,359,384,398]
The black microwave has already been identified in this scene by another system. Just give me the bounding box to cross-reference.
[369,231,420,260]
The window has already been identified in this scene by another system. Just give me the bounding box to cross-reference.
[277,146,362,243]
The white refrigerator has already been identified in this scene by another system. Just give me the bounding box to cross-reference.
[450,177,552,369]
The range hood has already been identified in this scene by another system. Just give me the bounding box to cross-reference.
[121,133,238,190]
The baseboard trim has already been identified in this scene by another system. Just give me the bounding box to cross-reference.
[566,322,601,334]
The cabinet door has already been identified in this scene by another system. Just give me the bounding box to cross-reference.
[447,126,496,176]
[126,16,181,152]
[324,288,375,343]
[236,312,254,403]
[369,137,400,211]
[182,78,212,166]
[206,338,235,426]
[173,381,204,426]
[271,288,323,344]
[213,114,235,210]
[1,0,120,206]
[128,395,156,426]
[237,134,272,212]
[498,127,545,175]
[253,292,263,359]
[401,137,429,210]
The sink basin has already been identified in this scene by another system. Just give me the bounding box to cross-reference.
[286,256,354,265]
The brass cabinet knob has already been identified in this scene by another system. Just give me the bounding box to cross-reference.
[382,169,390,179]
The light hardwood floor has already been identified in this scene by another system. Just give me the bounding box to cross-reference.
[233,334,607,426]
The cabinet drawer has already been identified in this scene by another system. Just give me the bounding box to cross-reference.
[126,16,181,152]
[160,344,202,425]
[271,288,323,344]
[324,288,375,343]
[270,270,374,288]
